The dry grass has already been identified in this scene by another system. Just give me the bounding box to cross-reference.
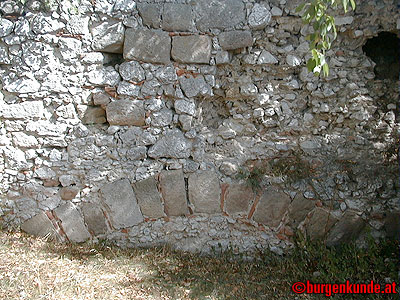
[0,230,398,300]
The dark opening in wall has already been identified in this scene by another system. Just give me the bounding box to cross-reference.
[362,32,399,80]
[103,53,124,67]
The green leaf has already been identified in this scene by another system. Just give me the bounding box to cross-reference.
[323,63,329,76]
[307,58,317,72]
[296,2,307,13]
[349,0,356,10]
[342,0,348,13]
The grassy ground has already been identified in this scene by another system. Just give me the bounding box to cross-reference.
[0,231,398,300]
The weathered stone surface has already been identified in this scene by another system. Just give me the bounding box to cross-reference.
[0,44,10,64]
[32,15,64,34]
[215,51,231,65]
[78,106,106,124]
[326,211,365,246]
[150,108,173,127]
[12,132,39,148]
[253,187,290,227]
[133,177,164,218]
[20,212,58,240]
[248,4,271,29]
[137,3,161,28]
[162,4,193,32]
[178,75,211,98]
[119,61,145,82]
[4,78,41,94]
[194,0,245,31]
[218,31,253,50]
[0,101,44,119]
[171,35,211,64]
[289,194,315,227]
[126,146,147,160]
[54,202,91,243]
[100,179,144,229]
[93,92,110,106]
[175,99,196,116]
[155,65,177,84]
[257,50,278,64]
[189,170,220,214]
[383,212,400,238]
[0,18,14,37]
[159,170,188,216]
[60,187,79,200]
[91,20,124,53]
[106,99,145,126]
[87,66,120,86]
[225,184,254,215]
[124,28,170,64]
[148,129,192,159]
[81,203,108,236]
[306,207,339,240]
[116,81,141,97]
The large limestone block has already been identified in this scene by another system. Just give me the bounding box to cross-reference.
[137,3,162,29]
[54,202,91,243]
[172,35,211,64]
[189,170,220,213]
[133,177,164,218]
[224,184,254,215]
[91,20,125,53]
[162,4,193,32]
[306,207,338,240]
[253,187,291,228]
[218,31,253,50]
[0,101,44,119]
[123,28,171,64]
[81,203,108,236]
[326,211,365,246]
[288,194,315,227]
[20,212,58,240]
[148,129,192,159]
[194,0,245,31]
[159,170,188,216]
[106,99,145,126]
[100,179,144,229]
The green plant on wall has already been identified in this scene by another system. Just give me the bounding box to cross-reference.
[297,0,356,76]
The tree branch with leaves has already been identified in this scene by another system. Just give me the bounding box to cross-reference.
[297,0,356,76]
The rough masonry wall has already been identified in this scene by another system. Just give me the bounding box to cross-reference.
[0,0,398,254]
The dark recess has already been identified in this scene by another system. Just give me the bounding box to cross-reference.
[362,31,400,80]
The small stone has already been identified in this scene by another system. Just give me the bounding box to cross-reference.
[60,187,79,200]
[179,75,211,98]
[159,170,188,216]
[257,50,278,64]
[189,170,221,214]
[78,106,106,124]
[219,161,238,176]
[215,51,231,65]
[248,4,271,29]
[179,115,192,131]
[148,129,192,159]
[335,16,354,26]
[126,146,147,160]
[12,132,39,148]
[133,177,164,218]
[172,35,211,64]
[87,67,120,86]
[155,65,177,84]
[100,179,144,229]
[123,28,171,64]
[106,99,145,126]
[116,81,141,97]
[271,6,283,16]
[253,187,290,227]
[93,92,110,106]
[150,108,173,127]
[286,54,301,67]
[119,61,145,82]
[54,202,91,243]
[0,18,14,37]
[175,99,196,116]
[218,31,253,50]
[4,78,41,94]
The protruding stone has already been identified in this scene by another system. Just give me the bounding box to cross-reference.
[124,28,170,64]
[326,211,365,246]
[93,92,110,106]
[106,99,145,126]
[20,212,58,240]
[248,4,271,29]
[60,187,79,200]
[257,50,278,64]
[225,184,254,215]
[54,202,91,243]
[81,203,108,236]
[218,31,253,50]
[91,20,124,53]
[137,3,161,28]
[78,106,106,124]
[306,207,338,240]
[289,194,315,227]
[175,99,196,116]
[133,177,164,218]
[194,0,245,31]
[159,170,188,216]
[189,170,220,214]
[148,129,192,159]
[162,4,193,32]
[100,179,144,229]
[172,35,211,64]
[253,187,290,228]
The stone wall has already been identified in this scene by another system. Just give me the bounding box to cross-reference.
[0,0,398,255]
